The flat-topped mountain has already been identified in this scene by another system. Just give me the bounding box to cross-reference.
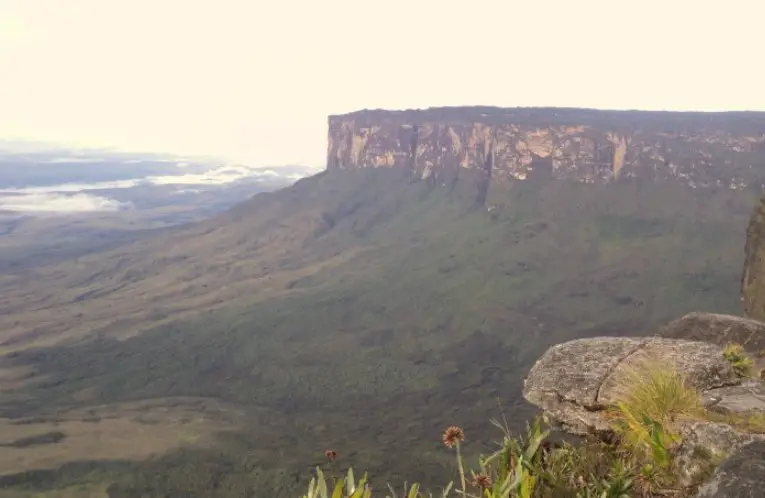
[328,107,765,201]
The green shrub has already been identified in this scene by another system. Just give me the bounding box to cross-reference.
[723,343,754,377]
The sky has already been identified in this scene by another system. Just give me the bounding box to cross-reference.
[0,0,763,168]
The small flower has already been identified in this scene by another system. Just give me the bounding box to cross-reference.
[471,473,492,489]
[442,426,465,448]
[324,449,337,461]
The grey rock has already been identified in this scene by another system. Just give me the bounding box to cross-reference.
[703,381,765,414]
[676,421,765,487]
[522,337,644,434]
[658,312,765,353]
[522,337,738,434]
[695,440,765,498]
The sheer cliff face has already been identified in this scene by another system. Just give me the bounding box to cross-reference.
[742,194,765,320]
[327,107,765,189]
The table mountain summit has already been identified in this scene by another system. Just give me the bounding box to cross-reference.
[328,107,765,204]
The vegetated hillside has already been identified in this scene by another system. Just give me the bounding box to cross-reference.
[0,178,315,275]
[0,167,758,496]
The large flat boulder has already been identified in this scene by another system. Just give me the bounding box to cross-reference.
[658,312,765,353]
[522,337,739,434]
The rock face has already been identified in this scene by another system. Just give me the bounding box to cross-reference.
[658,312,765,353]
[695,441,765,498]
[523,335,765,489]
[522,337,738,434]
[743,194,765,321]
[327,107,765,200]
[702,381,765,414]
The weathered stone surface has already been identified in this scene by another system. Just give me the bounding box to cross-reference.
[522,337,645,433]
[695,440,765,498]
[676,421,765,490]
[522,337,738,434]
[703,381,765,414]
[743,194,765,322]
[328,108,765,194]
[658,312,765,353]
[599,339,737,404]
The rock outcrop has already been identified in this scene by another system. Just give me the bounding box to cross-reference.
[327,107,765,199]
[743,194,765,321]
[676,421,765,490]
[702,381,765,414]
[521,188,765,493]
[695,440,765,498]
[522,337,738,435]
[658,312,765,353]
[523,335,765,489]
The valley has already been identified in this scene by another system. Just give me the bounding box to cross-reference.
[0,159,758,495]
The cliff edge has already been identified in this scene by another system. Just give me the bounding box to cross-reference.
[328,107,765,203]
[743,194,765,320]
[520,187,765,496]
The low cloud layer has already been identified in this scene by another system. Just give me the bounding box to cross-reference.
[0,156,315,214]
[8,179,142,194]
[147,164,308,186]
[0,192,130,213]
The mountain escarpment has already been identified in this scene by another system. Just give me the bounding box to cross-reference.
[743,193,765,320]
[328,107,765,203]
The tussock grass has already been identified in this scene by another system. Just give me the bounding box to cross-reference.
[605,360,702,496]
[609,361,702,429]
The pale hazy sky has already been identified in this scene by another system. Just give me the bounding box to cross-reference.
[0,0,762,167]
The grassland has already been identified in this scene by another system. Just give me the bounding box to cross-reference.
[0,168,759,496]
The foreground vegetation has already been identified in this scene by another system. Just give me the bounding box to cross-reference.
[302,352,759,498]
[0,170,760,496]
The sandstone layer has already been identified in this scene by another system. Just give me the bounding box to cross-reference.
[328,108,765,199]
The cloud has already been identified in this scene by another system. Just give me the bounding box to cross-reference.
[3,179,143,194]
[0,192,130,213]
[46,157,106,164]
[4,163,311,194]
[0,161,315,214]
[145,163,306,185]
